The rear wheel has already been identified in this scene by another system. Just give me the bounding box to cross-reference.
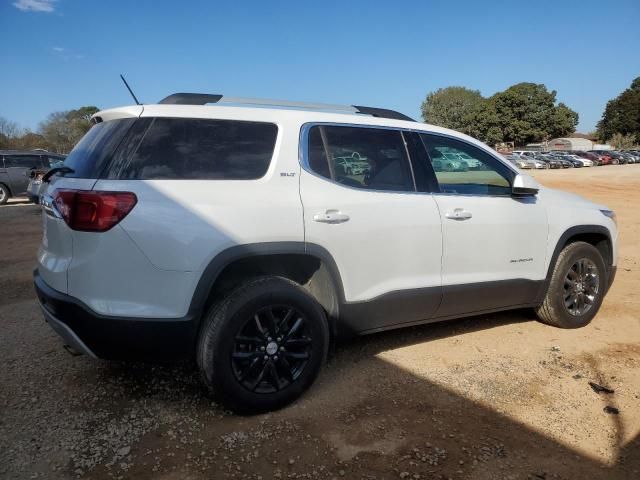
[197,276,329,413]
[536,242,607,328]
[0,184,9,205]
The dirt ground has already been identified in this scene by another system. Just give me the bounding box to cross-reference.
[1,166,639,480]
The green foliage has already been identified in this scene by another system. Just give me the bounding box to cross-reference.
[607,132,638,150]
[490,83,578,145]
[421,87,485,131]
[596,77,640,141]
[421,83,578,146]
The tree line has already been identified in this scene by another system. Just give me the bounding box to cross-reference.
[0,106,98,154]
[421,78,639,149]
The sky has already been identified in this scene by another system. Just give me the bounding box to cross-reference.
[1,0,638,133]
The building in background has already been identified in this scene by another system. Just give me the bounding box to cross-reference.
[547,137,595,151]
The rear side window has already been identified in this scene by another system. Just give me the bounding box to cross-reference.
[4,155,43,168]
[64,119,137,178]
[306,125,414,192]
[118,118,278,180]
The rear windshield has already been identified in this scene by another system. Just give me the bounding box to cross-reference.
[63,119,136,178]
[117,118,278,180]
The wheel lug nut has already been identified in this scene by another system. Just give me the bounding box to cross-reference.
[280,346,285,351]
[263,355,268,360]
[274,355,278,361]
[277,337,282,342]
[267,337,272,341]
[260,346,265,351]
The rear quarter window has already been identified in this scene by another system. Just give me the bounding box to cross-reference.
[118,118,278,180]
[64,119,137,178]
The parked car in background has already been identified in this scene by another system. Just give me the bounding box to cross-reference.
[532,153,565,169]
[565,154,594,167]
[550,152,584,168]
[572,151,602,166]
[505,155,533,169]
[0,150,66,205]
[605,151,629,164]
[518,154,548,169]
[589,151,617,165]
[619,152,638,164]
[27,157,66,203]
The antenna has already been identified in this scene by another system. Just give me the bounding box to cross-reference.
[119,74,141,105]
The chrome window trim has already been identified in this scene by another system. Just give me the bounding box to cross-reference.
[298,122,520,197]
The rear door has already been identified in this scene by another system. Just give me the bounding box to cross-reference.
[299,124,443,333]
[4,154,42,195]
[416,133,548,317]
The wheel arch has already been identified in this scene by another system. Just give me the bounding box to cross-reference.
[0,181,13,197]
[188,243,345,338]
[537,224,613,303]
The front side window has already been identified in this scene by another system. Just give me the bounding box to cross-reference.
[419,134,512,195]
[118,118,278,180]
[306,125,414,192]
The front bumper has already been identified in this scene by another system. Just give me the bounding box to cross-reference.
[34,269,199,360]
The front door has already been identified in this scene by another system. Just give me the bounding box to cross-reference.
[418,133,548,317]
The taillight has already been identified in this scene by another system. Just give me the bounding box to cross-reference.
[53,189,137,232]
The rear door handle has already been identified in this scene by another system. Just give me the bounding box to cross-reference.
[445,208,472,220]
[313,209,350,224]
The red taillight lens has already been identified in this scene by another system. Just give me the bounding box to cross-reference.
[53,189,137,232]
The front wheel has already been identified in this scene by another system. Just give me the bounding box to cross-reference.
[536,242,607,328]
[197,276,329,413]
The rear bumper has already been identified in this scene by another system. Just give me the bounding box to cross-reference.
[34,269,199,361]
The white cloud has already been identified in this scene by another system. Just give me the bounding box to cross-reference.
[13,0,56,13]
[52,46,64,52]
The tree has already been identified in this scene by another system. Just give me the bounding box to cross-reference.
[39,106,99,153]
[490,83,578,145]
[607,132,637,150]
[421,87,485,133]
[421,83,577,147]
[0,116,20,140]
[421,86,504,145]
[596,77,640,141]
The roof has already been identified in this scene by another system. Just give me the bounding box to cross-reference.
[157,93,416,122]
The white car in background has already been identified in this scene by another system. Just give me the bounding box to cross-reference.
[565,154,594,167]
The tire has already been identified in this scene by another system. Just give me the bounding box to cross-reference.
[0,184,9,205]
[535,242,607,328]
[197,276,329,413]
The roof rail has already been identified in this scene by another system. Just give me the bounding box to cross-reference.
[157,93,415,122]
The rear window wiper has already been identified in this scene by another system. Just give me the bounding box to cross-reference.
[42,166,75,183]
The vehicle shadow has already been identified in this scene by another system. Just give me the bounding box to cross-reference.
[87,308,638,479]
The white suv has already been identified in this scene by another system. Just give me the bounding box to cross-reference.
[34,93,618,412]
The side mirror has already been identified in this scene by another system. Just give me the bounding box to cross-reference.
[512,173,539,196]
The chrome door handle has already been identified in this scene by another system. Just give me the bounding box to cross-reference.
[445,208,472,220]
[313,209,350,224]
